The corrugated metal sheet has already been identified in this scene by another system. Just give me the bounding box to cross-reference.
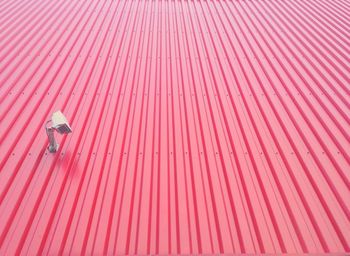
[1,0,349,254]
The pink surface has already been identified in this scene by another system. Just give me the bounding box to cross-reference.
[0,0,349,254]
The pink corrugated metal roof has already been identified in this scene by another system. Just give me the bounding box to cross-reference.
[1,0,349,254]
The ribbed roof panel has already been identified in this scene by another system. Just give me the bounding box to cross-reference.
[0,0,349,254]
